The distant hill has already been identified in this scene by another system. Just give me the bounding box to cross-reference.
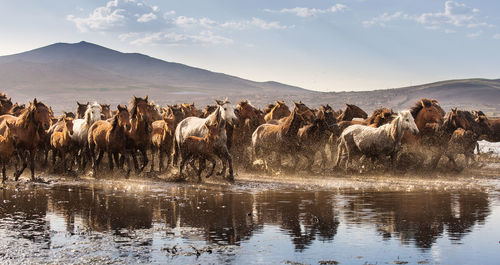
[0,41,498,115]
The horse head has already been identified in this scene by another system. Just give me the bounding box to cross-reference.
[31,98,51,130]
[215,98,238,126]
[76,101,89,119]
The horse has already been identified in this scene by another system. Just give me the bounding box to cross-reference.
[0,121,17,182]
[76,101,90,119]
[474,111,500,142]
[297,107,340,171]
[179,118,220,182]
[264,100,291,122]
[335,111,419,170]
[100,104,112,120]
[7,103,26,117]
[336,104,368,122]
[252,103,311,171]
[150,113,175,172]
[201,105,217,118]
[127,96,153,173]
[231,100,266,165]
[180,103,202,118]
[174,98,238,180]
[71,102,102,171]
[88,105,132,176]
[401,98,445,168]
[50,116,74,172]
[337,107,394,132]
[63,111,76,119]
[165,104,185,127]
[0,99,51,181]
[0,94,13,116]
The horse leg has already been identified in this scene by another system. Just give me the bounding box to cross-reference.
[29,150,36,181]
[113,153,120,169]
[95,150,104,171]
[108,151,114,171]
[131,150,139,173]
[140,147,149,173]
[52,149,57,169]
[158,149,164,173]
[150,147,156,173]
[2,162,6,183]
[123,152,132,178]
[206,156,217,178]
[15,152,27,181]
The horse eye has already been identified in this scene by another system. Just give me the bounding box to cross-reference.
[224,108,227,111]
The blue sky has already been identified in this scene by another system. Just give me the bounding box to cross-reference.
[1,0,499,91]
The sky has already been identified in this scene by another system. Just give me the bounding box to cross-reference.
[0,0,499,92]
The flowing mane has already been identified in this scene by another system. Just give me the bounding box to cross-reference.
[409,98,444,118]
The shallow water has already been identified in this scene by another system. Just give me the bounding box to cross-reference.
[0,180,499,264]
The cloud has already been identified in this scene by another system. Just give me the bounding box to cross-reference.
[466,30,482,38]
[494,33,500,39]
[363,1,493,36]
[129,31,233,46]
[265,4,347,17]
[221,18,291,30]
[67,0,162,32]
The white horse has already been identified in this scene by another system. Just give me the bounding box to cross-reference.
[71,102,101,170]
[335,110,419,170]
[173,98,238,180]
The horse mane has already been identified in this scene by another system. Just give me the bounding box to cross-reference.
[264,103,275,114]
[17,105,35,128]
[409,98,443,118]
[110,114,120,132]
[389,114,402,141]
[367,108,393,124]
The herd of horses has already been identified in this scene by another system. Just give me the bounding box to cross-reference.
[0,92,498,183]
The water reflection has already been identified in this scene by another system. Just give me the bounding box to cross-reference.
[0,183,492,258]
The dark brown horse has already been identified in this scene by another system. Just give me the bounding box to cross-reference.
[180,103,202,118]
[76,101,89,119]
[297,107,340,171]
[252,103,310,171]
[337,107,394,132]
[128,96,153,173]
[231,100,266,165]
[0,93,13,116]
[0,99,51,181]
[100,104,112,120]
[336,103,368,122]
[475,111,500,142]
[88,105,132,176]
[165,104,185,127]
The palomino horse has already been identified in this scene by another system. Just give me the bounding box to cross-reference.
[50,115,74,172]
[336,104,368,121]
[252,103,311,171]
[174,98,238,180]
[150,113,175,172]
[335,111,419,170]
[264,101,291,122]
[71,102,102,170]
[401,98,445,168]
[0,99,51,181]
[88,105,132,176]
[0,121,17,182]
[128,96,154,173]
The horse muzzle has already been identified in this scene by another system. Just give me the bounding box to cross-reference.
[412,128,419,135]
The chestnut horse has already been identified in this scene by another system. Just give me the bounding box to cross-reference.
[475,111,500,142]
[0,121,17,182]
[231,100,266,165]
[337,107,394,132]
[401,98,445,168]
[252,103,310,171]
[50,116,74,172]
[128,96,153,173]
[0,99,51,181]
[264,101,291,122]
[150,113,175,172]
[88,105,132,176]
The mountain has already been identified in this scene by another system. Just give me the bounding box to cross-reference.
[0,41,499,115]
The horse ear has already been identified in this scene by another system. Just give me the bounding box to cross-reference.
[33,98,38,105]
[145,95,148,101]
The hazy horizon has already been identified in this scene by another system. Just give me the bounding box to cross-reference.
[1,0,499,92]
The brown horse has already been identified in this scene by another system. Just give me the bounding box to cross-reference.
[100,104,112,120]
[264,100,291,122]
[231,100,266,164]
[401,98,445,168]
[165,104,185,126]
[150,113,175,172]
[0,121,17,182]
[179,119,220,182]
[181,102,202,118]
[297,107,340,171]
[0,99,51,181]
[50,116,74,172]
[128,96,153,173]
[252,103,310,171]
[76,101,89,119]
[0,94,13,116]
[336,104,368,121]
[88,105,132,176]
[7,103,26,116]
[475,111,500,142]
[337,107,395,132]
[201,105,217,118]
